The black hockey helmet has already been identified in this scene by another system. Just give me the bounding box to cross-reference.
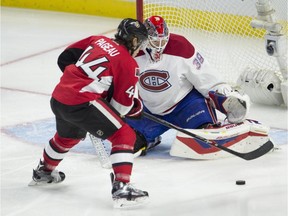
[115,18,148,55]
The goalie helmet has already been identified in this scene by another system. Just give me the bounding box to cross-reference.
[144,15,170,62]
[115,18,148,56]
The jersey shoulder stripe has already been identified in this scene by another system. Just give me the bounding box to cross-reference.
[164,33,195,59]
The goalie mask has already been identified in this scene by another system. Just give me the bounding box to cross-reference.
[144,15,170,62]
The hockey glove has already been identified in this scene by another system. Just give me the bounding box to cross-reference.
[126,97,143,119]
[209,90,250,123]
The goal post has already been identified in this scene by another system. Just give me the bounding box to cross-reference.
[136,0,143,22]
[136,0,287,106]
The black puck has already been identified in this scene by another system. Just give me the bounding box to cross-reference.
[236,180,246,185]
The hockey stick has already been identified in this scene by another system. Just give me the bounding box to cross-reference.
[89,134,112,169]
[143,112,274,160]
[89,133,146,169]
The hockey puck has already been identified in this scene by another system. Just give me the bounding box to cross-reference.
[236,180,246,185]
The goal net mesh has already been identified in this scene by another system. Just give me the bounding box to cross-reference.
[137,0,287,84]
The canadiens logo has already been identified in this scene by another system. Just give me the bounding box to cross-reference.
[139,70,171,92]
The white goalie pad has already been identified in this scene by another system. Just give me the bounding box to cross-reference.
[237,67,284,106]
[170,119,271,160]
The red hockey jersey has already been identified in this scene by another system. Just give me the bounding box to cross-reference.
[52,36,139,115]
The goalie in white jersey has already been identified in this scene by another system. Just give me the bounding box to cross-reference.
[127,16,273,159]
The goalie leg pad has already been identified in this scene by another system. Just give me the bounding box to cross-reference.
[170,119,271,160]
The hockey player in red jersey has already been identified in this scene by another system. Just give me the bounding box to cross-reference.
[29,18,149,208]
[126,16,273,158]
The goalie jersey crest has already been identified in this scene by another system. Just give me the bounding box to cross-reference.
[170,119,272,160]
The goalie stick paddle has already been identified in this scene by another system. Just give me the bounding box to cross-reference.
[89,134,112,169]
[89,133,145,169]
[143,112,274,160]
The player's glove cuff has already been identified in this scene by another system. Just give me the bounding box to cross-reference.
[126,97,143,119]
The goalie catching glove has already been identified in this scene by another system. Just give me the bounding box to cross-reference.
[209,90,250,123]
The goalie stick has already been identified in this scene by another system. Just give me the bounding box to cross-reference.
[89,133,146,169]
[89,134,112,169]
[143,112,274,160]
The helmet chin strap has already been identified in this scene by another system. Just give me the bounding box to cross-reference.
[145,48,154,62]
[145,47,162,62]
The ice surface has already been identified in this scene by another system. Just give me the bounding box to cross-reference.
[1,7,287,216]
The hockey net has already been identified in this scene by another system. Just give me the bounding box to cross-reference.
[136,0,287,86]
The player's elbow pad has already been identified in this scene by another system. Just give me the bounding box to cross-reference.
[208,90,250,123]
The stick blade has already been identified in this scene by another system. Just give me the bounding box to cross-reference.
[241,140,274,160]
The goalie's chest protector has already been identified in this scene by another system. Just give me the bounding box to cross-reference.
[135,33,224,115]
[136,53,194,115]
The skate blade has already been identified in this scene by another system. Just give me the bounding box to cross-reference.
[28,179,62,186]
[28,180,51,186]
[113,196,149,208]
[28,180,44,186]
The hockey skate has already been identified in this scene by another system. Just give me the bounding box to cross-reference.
[28,160,65,186]
[137,136,162,156]
[140,135,162,156]
[147,136,162,150]
[110,173,149,208]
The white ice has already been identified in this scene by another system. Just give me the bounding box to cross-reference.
[1,7,287,216]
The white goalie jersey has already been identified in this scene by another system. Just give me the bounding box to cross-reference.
[135,33,227,115]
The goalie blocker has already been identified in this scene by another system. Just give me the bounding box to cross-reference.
[170,119,273,160]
